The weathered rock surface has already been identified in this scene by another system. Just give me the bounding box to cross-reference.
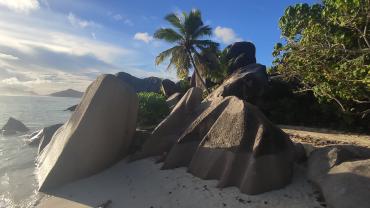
[37,124,64,153]
[37,74,138,191]
[161,79,181,97]
[133,85,296,194]
[115,72,162,93]
[27,124,62,147]
[308,145,370,208]
[132,87,203,160]
[206,63,268,105]
[224,41,257,74]
[1,117,29,135]
[166,92,183,110]
[64,104,78,111]
[162,96,296,194]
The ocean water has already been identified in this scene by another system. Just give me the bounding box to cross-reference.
[0,95,80,208]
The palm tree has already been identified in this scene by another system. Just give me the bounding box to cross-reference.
[154,9,219,92]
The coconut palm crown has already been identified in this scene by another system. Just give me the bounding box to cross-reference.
[154,9,219,91]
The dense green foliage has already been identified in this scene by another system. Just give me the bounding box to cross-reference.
[154,9,219,91]
[137,92,170,127]
[273,0,370,117]
[260,78,369,132]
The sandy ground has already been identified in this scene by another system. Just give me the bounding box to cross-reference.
[36,158,323,208]
[280,125,370,148]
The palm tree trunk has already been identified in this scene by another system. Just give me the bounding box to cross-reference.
[187,50,210,93]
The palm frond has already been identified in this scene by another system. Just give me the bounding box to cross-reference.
[155,46,182,65]
[184,9,204,37]
[154,28,183,43]
[193,40,220,50]
[192,25,212,39]
[165,13,185,34]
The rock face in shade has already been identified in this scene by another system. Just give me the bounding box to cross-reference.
[224,41,257,74]
[308,146,370,208]
[115,72,162,93]
[27,124,62,147]
[205,63,268,105]
[162,96,296,195]
[1,117,29,135]
[133,86,296,194]
[131,87,203,160]
[161,79,181,97]
[37,74,138,191]
[37,124,64,153]
[165,92,183,110]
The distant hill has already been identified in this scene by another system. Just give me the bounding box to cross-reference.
[48,89,83,98]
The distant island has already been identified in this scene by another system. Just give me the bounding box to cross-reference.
[48,89,83,98]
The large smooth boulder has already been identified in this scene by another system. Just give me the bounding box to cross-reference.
[37,124,63,153]
[162,96,296,194]
[115,72,162,93]
[37,74,138,191]
[308,146,370,208]
[132,87,203,160]
[224,41,257,74]
[206,63,268,105]
[1,117,29,135]
[161,79,181,97]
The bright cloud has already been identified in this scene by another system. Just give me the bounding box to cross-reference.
[67,12,99,29]
[134,32,153,43]
[0,53,19,60]
[0,0,39,13]
[214,26,243,44]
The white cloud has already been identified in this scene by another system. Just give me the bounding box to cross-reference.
[214,26,243,44]
[67,12,99,29]
[113,14,123,21]
[0,0,39,13]
[0,53,19,60]
[134,32,153,43]
[113,14,133,26]
[123,19,134,26]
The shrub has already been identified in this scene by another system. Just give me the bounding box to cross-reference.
[137,92,170,127]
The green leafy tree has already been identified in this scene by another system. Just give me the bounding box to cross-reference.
[154,9,219,92]
[273,0,370,117]
[137,92,170,127]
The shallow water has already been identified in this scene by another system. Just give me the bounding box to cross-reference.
[0,95,79,208]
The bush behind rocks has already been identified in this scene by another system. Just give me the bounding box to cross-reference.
[137,92,170,127]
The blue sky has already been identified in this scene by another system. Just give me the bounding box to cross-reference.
[0,0,319,95]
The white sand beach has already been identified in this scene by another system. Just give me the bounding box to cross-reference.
[36,158,323,208]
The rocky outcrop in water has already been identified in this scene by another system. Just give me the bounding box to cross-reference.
[1,117,29,135]
[64,105,78,111]
[115,72,162,93]
[37,74,138,191]
[27,124,63,147]
[37,124,64,153]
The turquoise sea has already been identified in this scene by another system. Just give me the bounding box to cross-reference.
[0,95,80,208]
